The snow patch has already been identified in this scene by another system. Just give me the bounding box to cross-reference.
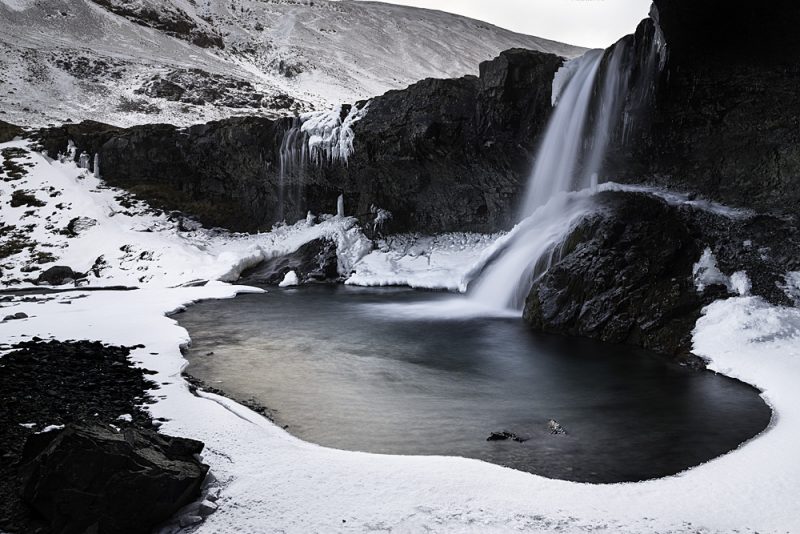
[693,248,751,296]
[278,271,299,287]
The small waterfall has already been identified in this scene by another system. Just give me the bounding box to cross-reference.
[275,103,368,223]
[469,21,667,313]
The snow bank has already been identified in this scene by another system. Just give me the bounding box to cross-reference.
[4,142,800,533]
[346,233,502,291]
[2,275,800,533]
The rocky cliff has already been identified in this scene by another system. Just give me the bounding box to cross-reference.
[34,49,563,233]
[604,1,800,217]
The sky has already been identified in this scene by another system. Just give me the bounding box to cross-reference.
[359,0,652,48]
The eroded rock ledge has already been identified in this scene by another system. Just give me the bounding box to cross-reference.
[524,192,800,362]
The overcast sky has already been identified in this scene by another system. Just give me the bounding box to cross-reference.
[361,0,651,48]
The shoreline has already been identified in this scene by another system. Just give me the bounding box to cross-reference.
[1,283,798,532]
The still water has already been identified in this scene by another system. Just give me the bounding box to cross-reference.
[180,285,770,483]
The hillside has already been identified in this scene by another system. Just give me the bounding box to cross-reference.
[0,0,584,127]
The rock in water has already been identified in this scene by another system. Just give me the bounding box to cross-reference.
[548,419,566,435]
[19,423,209,534]
[487,431,527,443]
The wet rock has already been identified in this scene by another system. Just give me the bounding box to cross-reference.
[36,266,82,286]
[487,431,527,443]
[524,191,800,360]
[239,237,340,285]
[548,419,566,435]
[19,423,208,534]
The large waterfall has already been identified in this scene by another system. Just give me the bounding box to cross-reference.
[469,24,666,312]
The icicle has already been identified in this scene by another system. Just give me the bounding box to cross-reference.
[336,195,344,218]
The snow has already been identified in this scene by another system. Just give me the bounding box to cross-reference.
[278,271,299,287]
[346,233,502,291]
[0,140,375,289]
[3,140,800,532]
[693,248,752,296]
[0,0,584,128]
[1,277,799,533]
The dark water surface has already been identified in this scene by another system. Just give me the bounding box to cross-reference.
[180,286,770,483]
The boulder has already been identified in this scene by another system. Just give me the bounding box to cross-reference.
[36,266,81,286]
[239,238,339,285]
[19,423,208,534]
[524,193,714,360]
[523,191,800,360]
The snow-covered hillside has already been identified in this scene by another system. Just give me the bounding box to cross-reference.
[0,0,584,127]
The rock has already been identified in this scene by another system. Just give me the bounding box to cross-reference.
[19,423,209,534]
[548,419,566,435]
[198,499,218,515]
[487,431,527,443]
[604,6,800,219]
[3,312,28,321]
[239,238,340,285]
[523,191,800,360]
[65,216,98,236]
[34,49,562,234]
[0,119,24,143]
[523,192,710,360]
[36,266,82,286]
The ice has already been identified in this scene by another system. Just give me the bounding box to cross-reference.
[278,271,299,287]
[693,248,731,292]
[693,248,750,295]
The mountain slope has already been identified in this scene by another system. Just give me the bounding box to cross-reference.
[0,0,584,127]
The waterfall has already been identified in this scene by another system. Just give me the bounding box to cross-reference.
[469,23,666,313]
[276,104,368,223]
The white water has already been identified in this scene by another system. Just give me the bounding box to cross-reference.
[469,29,665,312]
[470,51,610,312]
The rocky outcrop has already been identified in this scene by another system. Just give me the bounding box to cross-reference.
[33,49,562,233]
[603,3,800,218]
[524,191,800,361]
[89,0,224,48]
[20,424,208,534]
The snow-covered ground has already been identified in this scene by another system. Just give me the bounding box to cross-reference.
[0,0,584,128]
[3,139,800,533]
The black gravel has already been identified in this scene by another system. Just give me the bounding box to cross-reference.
[0,340,158,533]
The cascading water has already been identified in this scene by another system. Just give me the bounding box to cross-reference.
[469,22,666,312]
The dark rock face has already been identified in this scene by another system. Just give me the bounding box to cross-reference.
[523,191,800,360]
[239,237,339,285]
[0,120,24,143]
[604,3,800,218]
[524,192,709,361]
[20,424,208,534]
[33,49,562,233]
